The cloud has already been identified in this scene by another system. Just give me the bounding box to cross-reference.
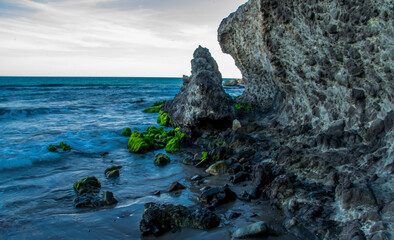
[0,0,246,77]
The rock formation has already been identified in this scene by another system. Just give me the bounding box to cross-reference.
[217,0,393,238]
[162,46,236,138]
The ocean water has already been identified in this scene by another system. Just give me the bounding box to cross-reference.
[0,77,256,240]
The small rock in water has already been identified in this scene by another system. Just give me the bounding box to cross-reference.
[100,152,109,156]
[168,181,186,192]
[154,153,171,166]
[73,176,101,195]
[104,166,122,178]
[233,221,268,238]
[102,191,118,205]
[153,190,161,196]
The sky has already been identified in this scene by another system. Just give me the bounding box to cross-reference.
[0,0,246,77]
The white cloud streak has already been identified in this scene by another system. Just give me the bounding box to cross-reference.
[0,0,246,77]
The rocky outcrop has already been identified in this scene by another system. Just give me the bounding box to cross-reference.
[162,46,236,138]
[217,0,393,238]
[218,0,393,143]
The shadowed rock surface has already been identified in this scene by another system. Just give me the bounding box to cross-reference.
[139,202,220,236]
[162,46,236,138]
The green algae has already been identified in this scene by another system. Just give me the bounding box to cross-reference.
[165,137,180,153]
[60,142,72,151]
[142,100,167,113]
[234,103,255,112]
[47,144,58,152]
[121,127,132,137]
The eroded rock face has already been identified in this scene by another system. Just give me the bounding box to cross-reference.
[162,46,236,138]
[217,0,393,238]
[218,0,393,142]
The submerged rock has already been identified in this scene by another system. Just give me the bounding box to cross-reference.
[72,177,117,208]
[162,46,236,138]
[140,202,220,236]
[154,153,171,166]
[233,221,268,238]
[104,166,122,178]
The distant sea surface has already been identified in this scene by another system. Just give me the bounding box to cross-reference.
[0,76,243,239]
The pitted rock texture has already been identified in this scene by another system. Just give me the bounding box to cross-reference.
[217,0,393,238]
[162,46,236,138]
[218,0,393,140]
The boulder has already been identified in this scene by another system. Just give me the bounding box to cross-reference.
[200,185,236,207]
[206,161,228,175]
[140,202,220,236]
[168,181,186,192]
[73,176,101,195]
[335,182,377,209]
[162,46,236,138]
[232,119,242,131]
[153,153,171,166]
[233,221,268,238]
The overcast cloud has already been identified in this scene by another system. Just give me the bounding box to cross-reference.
[0,0,246,77]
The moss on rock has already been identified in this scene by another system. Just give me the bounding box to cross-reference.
[128,131,151,153]
[60,142,72,151]
[157,111,172,127]
[73,176,101,195]
[154,153,171,166]
[165,137,180,153]
[121,127,132,137]
[47,144,58,152]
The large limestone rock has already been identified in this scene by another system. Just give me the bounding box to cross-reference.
[162,46,236,138]
[218,0,393,144]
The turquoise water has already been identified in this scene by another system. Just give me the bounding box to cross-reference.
[0,76,245,240]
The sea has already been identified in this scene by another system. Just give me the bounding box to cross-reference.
[0,76,261,240]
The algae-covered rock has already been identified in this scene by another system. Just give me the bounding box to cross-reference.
[233,221,268,238]
[165,137,180,153]
[104,166,122,178]
[142,100,167,113]
[121,127,132,137]
[154,153,171,166]
[73,176,101,195]
[157,111,172,127]
[47,144,58,152]
[140,202,220,236]
[206,161,228,175]
[60,142,72,151]
[127,131,151,153]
